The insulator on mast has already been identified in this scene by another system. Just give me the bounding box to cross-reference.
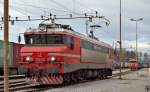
[50,13,52,18]
[41,16,43,20]
[54,15,56,19]
[0,26,2,30]
[70,14,72,18]
[16,17,18,21]
[28,16,30,20]
[95,11,98,17]
[51,19,55,23]
[9,16,11,21]
[1,17,3,21]
[89,17,92,22]
[84,13,87,17]
[11,20,14,25]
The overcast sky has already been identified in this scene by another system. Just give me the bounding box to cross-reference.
[0,0,150,52]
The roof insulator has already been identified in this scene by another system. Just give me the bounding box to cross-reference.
[106,22,109,26]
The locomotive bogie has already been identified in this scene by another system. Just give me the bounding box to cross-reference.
[26,68,112,85]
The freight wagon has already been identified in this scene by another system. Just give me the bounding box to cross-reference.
[0,40,24,75]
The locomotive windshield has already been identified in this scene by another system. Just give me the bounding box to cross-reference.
[24,34,71,45]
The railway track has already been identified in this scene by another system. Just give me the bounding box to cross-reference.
[0,75,25,81]
[0,69,131,92]
[0,75,39,92]
[112,68,131,77]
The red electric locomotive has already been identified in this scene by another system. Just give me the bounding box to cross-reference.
[19,23,114,84]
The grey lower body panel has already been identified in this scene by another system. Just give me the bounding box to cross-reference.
[63,63,112,73]
[61,48,113,73]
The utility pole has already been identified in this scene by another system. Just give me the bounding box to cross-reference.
[3,0,9,91]
[119,0,122,79]
[130,18,143,72]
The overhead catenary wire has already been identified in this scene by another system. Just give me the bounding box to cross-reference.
[1,0,104,20]
[0,15,102,22]
[10,0,83,16]
[0,1,66,17]
[2,1,85,19]
[0,1,36,17]
[0,13,110,28]
[10,2,69,14]
[11,0,98,14]
[74,0,98,13]
[50,0,82,15]
[0,0,110,31]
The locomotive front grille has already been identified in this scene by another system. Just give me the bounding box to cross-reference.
[35,58,46,62]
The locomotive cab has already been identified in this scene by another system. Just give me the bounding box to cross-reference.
[19,24,77,78]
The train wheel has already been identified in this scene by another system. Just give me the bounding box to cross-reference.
[99,69,104,79]
[98,70,102,80]
[93,70,98,78]
[77,70,84,81]
[71,72,78,83]
[84,70,88,80]
[82,70,86,80]
[87,70,93,79]
[103,69,107,79]
[63,73,71,84]
[81,70,85,80]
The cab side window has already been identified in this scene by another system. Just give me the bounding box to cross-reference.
[64,36,74,49]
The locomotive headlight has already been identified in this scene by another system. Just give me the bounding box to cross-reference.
[50,56,56,62]
[26,56,31,61]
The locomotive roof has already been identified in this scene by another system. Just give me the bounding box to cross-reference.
[25,23,112,48]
